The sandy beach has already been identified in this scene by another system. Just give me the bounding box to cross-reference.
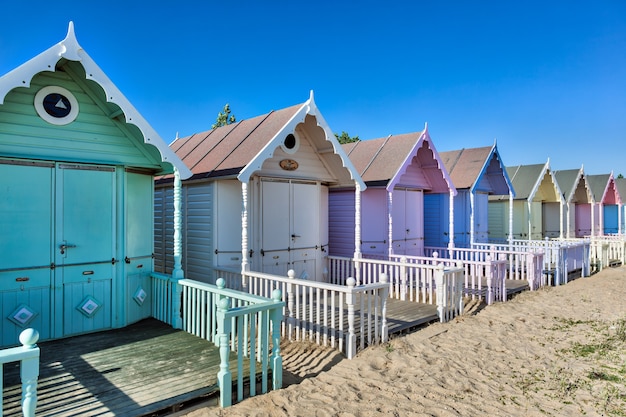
[181,267,626,417]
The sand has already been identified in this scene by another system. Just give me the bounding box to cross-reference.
[180,266,626,416]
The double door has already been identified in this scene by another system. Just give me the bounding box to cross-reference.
[259,179,322,281]
[1,161,115,346]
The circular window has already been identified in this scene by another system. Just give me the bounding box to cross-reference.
[281,133,299,154]
[34,86,79,125]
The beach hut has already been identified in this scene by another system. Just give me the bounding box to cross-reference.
[554,166,593,238]
[328,126,455,258]
[154,92,364,284]
[0,23,191,347]
[615,177,626,235]
[489,160,564,240]
[587,173,622,236]
[425,143,514,248]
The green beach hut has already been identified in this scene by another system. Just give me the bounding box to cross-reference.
[0,23,191,347]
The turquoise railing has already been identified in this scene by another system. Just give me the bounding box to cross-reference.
[0,329,40,417]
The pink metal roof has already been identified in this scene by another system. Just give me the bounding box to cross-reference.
[342,129,454,194]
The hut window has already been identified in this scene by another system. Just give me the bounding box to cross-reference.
[281,133,299,154]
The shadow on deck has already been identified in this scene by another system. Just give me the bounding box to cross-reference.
[2,319,231,417]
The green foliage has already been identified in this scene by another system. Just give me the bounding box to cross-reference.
[212,104,236,129]
[334,131,359,144]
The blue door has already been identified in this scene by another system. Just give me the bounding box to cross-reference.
[0,161,115,347]
[0,161,54,346]
[55,163,115,337]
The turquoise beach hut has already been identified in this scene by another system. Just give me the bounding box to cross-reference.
[0,23,191,347]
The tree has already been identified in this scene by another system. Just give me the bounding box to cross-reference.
[617,174,624,179]
[212,104,236,129]
[334,131,359,144]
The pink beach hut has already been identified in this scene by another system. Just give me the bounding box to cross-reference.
[554,166,593,238]
[587,173,622,236]
[328,125,455,259]
[426,143,514,248]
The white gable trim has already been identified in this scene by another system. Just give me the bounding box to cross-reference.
[237,90,366,189]
[0,22,191,179]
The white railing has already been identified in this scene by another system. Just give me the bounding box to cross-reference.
[326,256,464,322]
[0,329,39,417]
[453,238,589,286]
[590,237,625,272]
[223,268,389,360]
[177,278,284,408]
[387,252,507,305]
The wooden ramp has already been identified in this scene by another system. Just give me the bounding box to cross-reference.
[2,319,242,417]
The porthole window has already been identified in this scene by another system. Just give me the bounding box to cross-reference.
[280,133,299,154]
[34,86,79,125]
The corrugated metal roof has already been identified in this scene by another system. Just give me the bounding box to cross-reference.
[440,147,488,189]
[342,130,454,193]
[554,169,580,202]
[172,105,301,177]
[506,163,546,200]
[587,174,610,202]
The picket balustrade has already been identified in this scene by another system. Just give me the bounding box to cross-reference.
[177,278,284,407]
[0,329,39,417]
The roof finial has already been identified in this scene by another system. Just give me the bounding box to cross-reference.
[61,21,83,61]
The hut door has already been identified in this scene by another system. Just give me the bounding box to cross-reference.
[391,188,424,256]
[54,164,115,337]
[260,179,320,281]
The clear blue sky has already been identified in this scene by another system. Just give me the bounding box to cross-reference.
[1,1,624,175]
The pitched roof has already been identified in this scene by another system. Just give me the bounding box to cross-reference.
[169,92,365,188]
[506,163,546,200]
[439,144,513,195]
[342,128,455,194]
[587,173,621,205]
[0,22,191,178]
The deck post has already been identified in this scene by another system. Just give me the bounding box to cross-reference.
[216,297,233,407]
[270,289,283,390]
[241,181,249,292]
[20,329,40,417]
[399,257,407,301]
[287,270,295,341]
[380,273,389,343]
[435,264,446,322]
[354,184,362,285]
[346,278,357,359]
[486,255,494,305]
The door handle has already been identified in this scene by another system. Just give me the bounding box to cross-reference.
[291,234,301,239]
[59,243,76,254]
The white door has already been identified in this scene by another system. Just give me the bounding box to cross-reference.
[260,179,321,281]
[392,188,424,256]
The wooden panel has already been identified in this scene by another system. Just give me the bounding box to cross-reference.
[215,180,242,272]
[542,202,561,238]
[184,183,214,283]
[361,189,387,256]
[328,189,356,258]
[474,192,489,243]
[424,193,446,248]
[575,203,592,237]
[126,172,153,258]
[153,185,174,274]
[487,200,507,241]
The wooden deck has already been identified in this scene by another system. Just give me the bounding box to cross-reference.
[2,319,234,417]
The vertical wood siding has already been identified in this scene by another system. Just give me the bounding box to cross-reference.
[184,183,214,283]
[488,200,507,242]
[328,190,356,257]
[154,185,174,274]
[424,193,446,248]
